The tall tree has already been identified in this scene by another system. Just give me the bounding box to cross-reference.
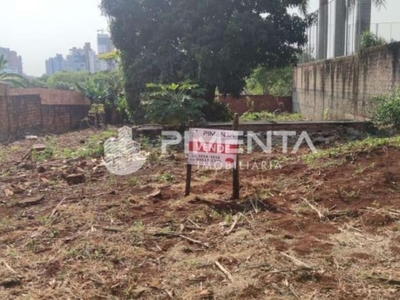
[0,55,27,87]
[101,0,312,122]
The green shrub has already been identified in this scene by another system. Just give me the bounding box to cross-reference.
[373,88,400,130]
[76,142,104,158]
[143,82,207,125]
[155,172,174,182]
[32,147,54,161]
[360,31,386,50]
[88,104,105,127]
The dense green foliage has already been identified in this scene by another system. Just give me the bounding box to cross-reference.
[373,88,400,130]
[27,75,49,88]
[245,66,293,96]
[143,82,207,125]
[0,54,27,87]
[32,71,122,91]
[240,111,303,122]
[46,71,90,90]
[101,0,312,121]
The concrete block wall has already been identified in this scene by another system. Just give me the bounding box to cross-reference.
[293,42,400,120]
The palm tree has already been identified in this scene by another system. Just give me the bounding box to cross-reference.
[0,54,27,87]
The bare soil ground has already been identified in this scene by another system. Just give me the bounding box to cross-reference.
[1,128,400,299]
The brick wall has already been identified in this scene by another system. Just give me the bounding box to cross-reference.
[9,88,90,106]
[218,95,292,116]
[0,84,90,141]
[293,42,400,120]
[41,105,89,133]
[0,85,8,140]
[8,94,42,135]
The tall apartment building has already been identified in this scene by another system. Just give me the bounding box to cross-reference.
[66,43,96,73]
[97,32,117,71]
[45,54,67,75]
[0,47,23,75]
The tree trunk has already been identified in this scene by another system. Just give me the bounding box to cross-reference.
[355,0,372,51]
[334,0,347,57]
[127,89,146,125]
[204,84,217,105]
[317,0,329,60]
[201,84,217,121]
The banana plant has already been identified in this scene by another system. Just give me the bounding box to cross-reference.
[143,82,207,125]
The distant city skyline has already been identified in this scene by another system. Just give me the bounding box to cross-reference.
[45,34,116,75]
[0,0,108,76]
[1,0,400,76]
[0,47,23,75]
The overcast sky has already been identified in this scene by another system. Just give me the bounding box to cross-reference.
[0,0,108,76]
[0,0,399,77]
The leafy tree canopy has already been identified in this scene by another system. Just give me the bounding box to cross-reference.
[245,66,293,97]
[35,70,121,92]
[46,71,91,90]
[101,0,312,120]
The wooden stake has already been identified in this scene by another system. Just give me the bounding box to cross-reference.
[185,120,194,196]
[232,113,240,200]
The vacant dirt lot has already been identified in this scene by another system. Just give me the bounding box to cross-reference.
[1,128,400,299]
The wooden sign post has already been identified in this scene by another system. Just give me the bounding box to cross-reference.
[185,116,240,199]
[232,113,240,200]
[185,120,194,196]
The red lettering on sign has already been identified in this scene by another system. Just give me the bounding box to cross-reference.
[189,142,238,154]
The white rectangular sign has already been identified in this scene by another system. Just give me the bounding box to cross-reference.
[187,128,240,169]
